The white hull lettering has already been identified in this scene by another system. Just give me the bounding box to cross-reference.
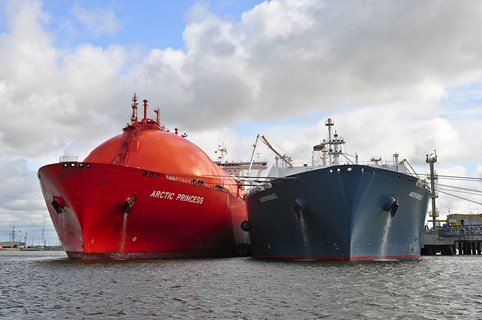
[150,190,175,200]
[259,193,278,203]
[176,193,204,204]
[408,191,423,200]
[150,190,204,205]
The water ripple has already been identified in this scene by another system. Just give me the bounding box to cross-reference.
[1,252,482,319]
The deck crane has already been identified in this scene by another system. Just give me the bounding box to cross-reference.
[248,134,293,174]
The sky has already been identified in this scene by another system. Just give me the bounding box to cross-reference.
[1,0,482,244]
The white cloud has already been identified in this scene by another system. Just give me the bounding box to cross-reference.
[0,0,56,95]
[241,0,316,41]
[71,5,122,37]
[435,165,482,216]
[0,158,49,241]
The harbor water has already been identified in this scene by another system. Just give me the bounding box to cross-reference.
[0,251,481,319]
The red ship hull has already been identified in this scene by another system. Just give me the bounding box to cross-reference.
[37,96,249,259]
[38,162,248,259]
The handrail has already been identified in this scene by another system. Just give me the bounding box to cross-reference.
[438,224,482,237]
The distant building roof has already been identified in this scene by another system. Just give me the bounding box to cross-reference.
[0,241,22,248]
[448,213,482,218]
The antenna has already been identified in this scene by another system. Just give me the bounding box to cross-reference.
[131,94,138,123]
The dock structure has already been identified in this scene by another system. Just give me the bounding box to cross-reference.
[422,214,482,255]
[420,152,482,255]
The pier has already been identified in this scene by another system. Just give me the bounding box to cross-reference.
[420,152,482,256]
[422,215,482,256]
[422,226,482,256]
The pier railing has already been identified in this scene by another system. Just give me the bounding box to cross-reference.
[438,224,482,237]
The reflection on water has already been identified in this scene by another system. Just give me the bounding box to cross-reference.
[0,251,481,319]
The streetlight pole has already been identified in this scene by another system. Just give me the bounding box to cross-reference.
[426,151,438,230]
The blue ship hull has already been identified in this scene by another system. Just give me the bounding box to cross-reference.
[246,165,430,261]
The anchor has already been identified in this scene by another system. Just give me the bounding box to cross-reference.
[123,194,137,214]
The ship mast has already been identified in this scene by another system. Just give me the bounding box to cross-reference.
[131,94,138,123]
[325,118,345,165]
[127,95,164,132]
[215,144,228,163]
